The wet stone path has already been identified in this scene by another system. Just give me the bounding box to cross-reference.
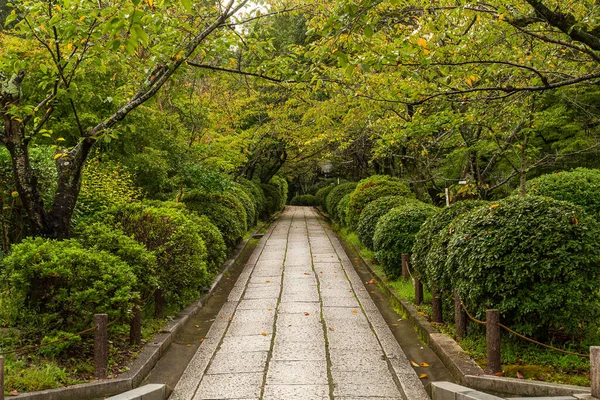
[172,206,429,400]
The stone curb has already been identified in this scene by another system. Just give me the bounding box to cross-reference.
[10,218,276,400]
[107,384,166,400]
[319,209,592,398]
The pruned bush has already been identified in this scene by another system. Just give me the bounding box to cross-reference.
[75,222,158,298]
[373,201,438,277]
[447,196,600,339]
[315,185,334,207]
[336,193,352,227]
[230,183,257,228]
[290,194,319,206]
[357,196,421,250]
[269,175,289,205]
[411,200,488,291]
[105,203,209,307]
[261,183,284,217]
[239,178,266,217]
[325,182,357,217]
[525,168,600,218]
[0,237,136,334]
[347,175,414,230]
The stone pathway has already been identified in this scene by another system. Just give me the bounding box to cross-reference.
[171,206,429,400]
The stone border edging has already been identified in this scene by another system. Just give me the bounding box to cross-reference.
[10,217,278,400]
[320,209,591,398]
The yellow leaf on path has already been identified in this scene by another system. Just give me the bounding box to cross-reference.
[391,324,398,327]
[199,338,204,343]
[420,362,429,367]
[265,280,271,283]
[329,327,335,331]
[186,344,191,347]
[352,309,358,313]
[268,308,273,311]
[410,360,420,367]
[419,373,428,379]
[261,332,268,336]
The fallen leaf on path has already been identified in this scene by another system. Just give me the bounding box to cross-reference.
[418,374,428,379]
[304,312,310,316]
[268,308,273,311]
[228,317,232,321]
[391,324,398,327]
[368,279,375,285]
[516,371,524,379]
[195,325,199,328]
[261,332,268,336]
[199,338,204,343]
[329,327,335,331]
[494,372,505,377]
[410,360,420,367]
[352,309,358,313]
[266,280,271,283]
[417,312,426,316]
[420,362,429,367]
[186,344,191,347]
[303,272,310,275]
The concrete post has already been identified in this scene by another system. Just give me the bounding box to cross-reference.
[591,346,599,398]
[155,289,165,318]
[94,314,109,379]
[432,288,443,324]
[414,278,423,306]
[486,309,501,374]
[130,299,142,346]
[454,289,467,340]
[401,254,410,280]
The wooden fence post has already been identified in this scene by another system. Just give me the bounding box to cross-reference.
[401,254,410,280]
[454,289,467,340]
[155,289,165,319]
[1,356,4,400]
[130,299,142,346]
[414,278,423,306]
[486,309,501,374]
[432,288,443,324]
[591,346,599,398]
[94,314,108,379]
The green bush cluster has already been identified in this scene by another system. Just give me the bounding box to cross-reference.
[290,194,319,206]
[229,183,257,227]
[373,201,438,278]
[525,168,600,218]
[346,175,414,229]
[336,193,352,227]
[324,182,357,217]
[357,196,420,250]
[238,178,267,218]
[315,185,334,207]
[269,175,289,205]
[261,183,285,216]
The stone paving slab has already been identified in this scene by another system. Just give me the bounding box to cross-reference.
[172,206,428,400]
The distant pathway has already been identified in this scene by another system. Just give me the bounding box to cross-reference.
[171,206,429,400]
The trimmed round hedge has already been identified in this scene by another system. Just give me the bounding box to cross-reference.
[336,193,352,227]
[325,182,357,217]
[346,175,414,230]
[182,190,247,249]
[526,168,600,218]
[261,183,285,217]
[357,196,421,250]
[290,194,319,206]
[447,196,600,339]
[230,183,257,227]
[0,237,137,334]
[411,200,488,289]
[315,185,335,207]
[373,201,438,277]
[269,175,289,206]
[239,178,266,217]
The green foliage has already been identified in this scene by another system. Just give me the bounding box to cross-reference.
[38,332,82,359]
[324,182,356,217]
[105,203,209,307]
[290,194,319,206]
[260,183,285,217]
[373,201,438,277]
[335,193,352,227]
[182,190,247,249]
[74,221,158,297]
[526,168,600,218]
[238,178,267,217]
[269,175,289,205]
[229,183,257,227]
[315,185,334,207]
[0,237,136,334]
[347,175,415,230]
[357,196,421,250]
[446,196,600,338]
[181,164,233,194]
[411,200,488,289]
[188,213,227,276]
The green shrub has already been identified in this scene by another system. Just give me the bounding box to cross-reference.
[357,196,421,250]
[411,200,488,291]
[325,182,357,217]
[1,237,136,334]
[229,183,257,227]
[261,183,284,217]
[336,193,352,227]
[75,222,158,298]
[269,175,289,205]
[526,168,600,218]
[373,201,438,278]
[238,178,266,217]
[347,175,414,230]
[105,203,209,307]
[290,194,319,206]
[315,185,334,207]
[447,196,600,339]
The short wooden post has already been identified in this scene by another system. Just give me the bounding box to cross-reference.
[130,299,142,346]
[486,309,501,374]
[1,355,4,400]
[401,254,410,280]
[94,314,108,379]
[155,289,165,319]
[414,278,423,305]
[432,288,443,324]
[454,289,467,340]
[591,346,599,398]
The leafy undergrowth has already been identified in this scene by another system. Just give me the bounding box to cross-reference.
[338,224,594,388]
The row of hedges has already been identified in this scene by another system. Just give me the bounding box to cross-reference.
[0,175,287,348]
